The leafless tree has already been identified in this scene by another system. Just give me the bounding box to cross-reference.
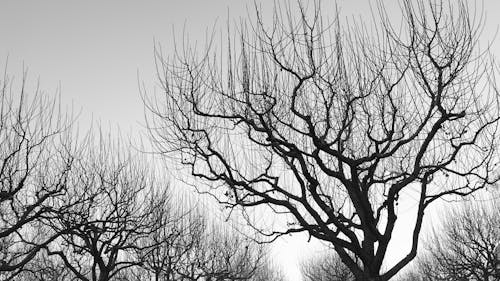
[141,205,267,281]
[42,136,170,281]
[408,200,500,281]
[393,270,427,281]
[139,203,205,281]
[0,70,75,279]
[145,0,500,279]
[301,252,353,281]
[250,258,285,281]
[15,250,72,281]
[180,225,264,281]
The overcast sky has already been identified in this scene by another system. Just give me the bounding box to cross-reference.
[0,0,400,133]
[1,1,499,280]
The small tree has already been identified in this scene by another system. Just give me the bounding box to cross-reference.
[15,250,72,281]
[139,197,273,281]
[167,221,265,281]
[393,270,427,281]
[186,226,264,281]
[251,259,285,281]
[139,205,205,281]
[0,70,75,279]
[145,0,500,279]
[411,200,500,280]
[43,136,169,281]
[301,252,353,281]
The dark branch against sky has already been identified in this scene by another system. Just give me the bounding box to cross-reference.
[1,1,499,280]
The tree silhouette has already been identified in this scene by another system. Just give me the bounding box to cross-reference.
[0,70,75,279]
[145,0,500,279]
[406,200,500,280]
[42,136,169,281]
[141,209,267,281]
[15,250,71,281]
[301,252,353,281]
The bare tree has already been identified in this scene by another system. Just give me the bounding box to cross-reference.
[141,205,267,281]
[139,203,205,281]
[42,136,169,281]
[251,260,285,281]
[145,0,500,279]
[409,200,500,281]
[0,70,75,279]
[182,225,264,281]
[301,252,353,281]
[15,250,72,281]
[393,270,427,281]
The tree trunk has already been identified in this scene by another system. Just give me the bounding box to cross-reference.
[98,270,109,281]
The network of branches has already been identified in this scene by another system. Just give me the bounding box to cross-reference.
[0,73,283,281]
[145,0,500,280]
[2,0,500,281]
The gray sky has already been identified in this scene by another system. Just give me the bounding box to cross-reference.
[0,0,394,133]
[2,0,497,132]
[1,1,499,280]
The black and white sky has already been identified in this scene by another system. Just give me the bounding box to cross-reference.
[1,1,500,280]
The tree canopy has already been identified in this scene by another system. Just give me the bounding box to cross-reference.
[145,0,500,279]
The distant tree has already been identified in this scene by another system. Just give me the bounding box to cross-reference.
[42,137,170,281]
[301,252,353,281]
[145,0,500,279]
[251,259,285,281]
[15,250,71,281]
[0,70,75,279]
[393,270,427,281]
[140,205,267,281]
[139,204,205,281]
[409,200,500,281]
[179,225,264,281]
